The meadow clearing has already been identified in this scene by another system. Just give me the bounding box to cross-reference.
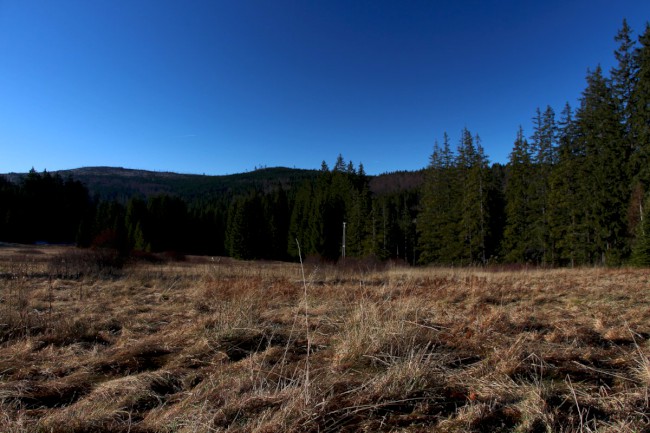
[1,245,650,432]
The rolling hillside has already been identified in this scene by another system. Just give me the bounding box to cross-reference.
[2,166,424,201]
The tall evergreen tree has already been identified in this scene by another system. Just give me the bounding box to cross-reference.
[92,201,127,251]
[367,196,392,259]
[398,194,418,264]
[457,129,491,264]
[575,66,628,264]
[346,178,371,257]
[314,167,344,260]
[611,19,637,138]
[502,127,535,263]
[288,158,353,261]
[529,106,557,264]
[417,133,460,263]
[125,197,148,251]
[288,180,315,258]
[418,140,446,263]
[630,24,650,238]
[486,162,507,260]
[226,191,267,260]
[548,104,583,266]
[187,200,227,256]
[333,154,346,172]
[265,185,290,260]
[0,177,19,243]
[438,135,462,262]
[146,195,188,252]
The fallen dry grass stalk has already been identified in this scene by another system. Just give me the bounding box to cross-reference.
[2,245,650,431]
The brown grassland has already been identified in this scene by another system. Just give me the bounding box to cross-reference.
[1,245,650,432]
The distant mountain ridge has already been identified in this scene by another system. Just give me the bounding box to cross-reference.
[2,166,424,201]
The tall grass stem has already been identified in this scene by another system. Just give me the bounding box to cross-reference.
[295,238,310,405]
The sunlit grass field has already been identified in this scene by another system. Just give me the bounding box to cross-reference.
[1,245,650,432]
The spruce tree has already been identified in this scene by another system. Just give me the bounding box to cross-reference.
[333,154,346,172]
[549,103,587,266]
[630,24,650,242]
[368,197,391,259]
[146,195,188,253]
[347,173,371,257]
[288,180,315,258]
[226,191,267,260]
[502,127,535,263]
[418,140,446,263]
[417,133,460,263]
[457,129,490,264]
[226,195,248,259]
[611,19,637,141]
[635,24,650,158]
[529,106,557,264]
[125,197,148,250]
[265,185,289,260]
[438,135,462,262]
[575,66,628,264]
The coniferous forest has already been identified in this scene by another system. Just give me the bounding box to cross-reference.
[2,21,650,267]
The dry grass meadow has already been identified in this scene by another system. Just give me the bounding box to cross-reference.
[1,245,650,432]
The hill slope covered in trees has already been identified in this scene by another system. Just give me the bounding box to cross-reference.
[0,162,424,260]
[3,21,650,267]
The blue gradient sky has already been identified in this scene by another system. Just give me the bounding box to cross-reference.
[1,1,649,175]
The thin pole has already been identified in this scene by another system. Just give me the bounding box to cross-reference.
[342,221,346,258]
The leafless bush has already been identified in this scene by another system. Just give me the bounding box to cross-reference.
[47,248,124,279]
[0,278,42,343]
[337,254,386,273]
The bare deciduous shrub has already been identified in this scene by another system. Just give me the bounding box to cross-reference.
[47,248,124,279]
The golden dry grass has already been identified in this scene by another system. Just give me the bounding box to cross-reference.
[1,245,650,432]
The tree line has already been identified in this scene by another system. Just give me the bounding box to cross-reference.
[417,20,650,267]
[0,156,418,263]
[1,21,649,267]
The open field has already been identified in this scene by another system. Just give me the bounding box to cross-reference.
[1,246,650,432]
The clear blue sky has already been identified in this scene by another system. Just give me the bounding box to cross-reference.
[1,1,649,175]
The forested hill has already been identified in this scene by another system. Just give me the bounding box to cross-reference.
[1,166,424,202]
[4,22,649,267]
[1,166,320,202]
[0,163,425,260]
